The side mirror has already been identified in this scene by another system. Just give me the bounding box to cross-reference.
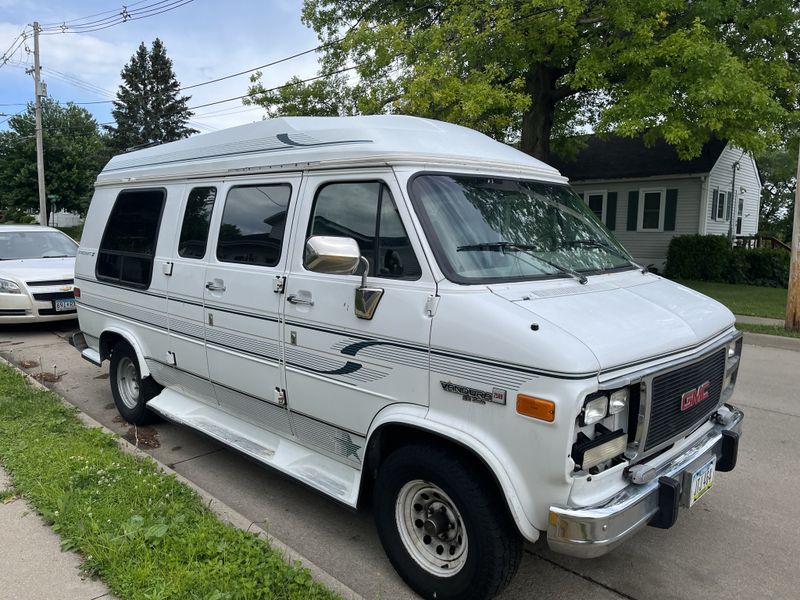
[305,236,360,274]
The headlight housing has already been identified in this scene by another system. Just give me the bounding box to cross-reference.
[581,394,608,425]
[0,278,22,294]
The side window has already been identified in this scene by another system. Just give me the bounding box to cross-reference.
[308,182,421,279]
[216,184,291,267]
[96,188,165,288]
[178,187,217,259]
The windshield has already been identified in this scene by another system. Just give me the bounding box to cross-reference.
[0,230,78,260]
[409,174,635,284]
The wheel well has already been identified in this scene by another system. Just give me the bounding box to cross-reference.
[99,331,127,361]
[360,424,517,530]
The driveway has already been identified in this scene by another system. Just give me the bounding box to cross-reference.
[1,321,797,599]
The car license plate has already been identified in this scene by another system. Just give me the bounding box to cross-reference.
[688,456,716,506]
[54,298,76,312]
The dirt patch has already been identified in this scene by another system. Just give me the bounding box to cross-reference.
[20,360,39,369]
[123,426,161,449]
[112,415,128,424]
[104,403,116,410]
[31,372,61,383]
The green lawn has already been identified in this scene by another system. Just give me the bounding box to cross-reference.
[736,323,800,339]
[0,363,338,600]
[676,280,787,320]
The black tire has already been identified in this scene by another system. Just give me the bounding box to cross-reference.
[374,443,523,600]
[109,342,161,425]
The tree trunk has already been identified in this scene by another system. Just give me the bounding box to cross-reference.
[520,64,557,163]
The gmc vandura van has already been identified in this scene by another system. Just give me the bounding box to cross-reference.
[73,116,744,599]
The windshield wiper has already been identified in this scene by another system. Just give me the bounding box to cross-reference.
[562,239,648,274]
[457,241,588,284]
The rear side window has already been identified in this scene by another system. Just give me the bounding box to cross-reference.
[216,184,291,267]
[178,187,217,259]
[97,188,166,288]
[309,182,421,279]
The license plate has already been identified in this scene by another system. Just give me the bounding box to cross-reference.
[688,456,716,506]
[54,298,76,312]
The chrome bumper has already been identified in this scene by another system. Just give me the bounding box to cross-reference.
[547,404,744,558]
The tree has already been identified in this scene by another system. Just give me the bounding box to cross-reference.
[757,139,798,241]
[0,99,110,219]
[247,1,800,162]
[108,38,197,151]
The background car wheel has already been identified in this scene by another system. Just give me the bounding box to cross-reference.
[374,443,522,600]
[109,342,161,425]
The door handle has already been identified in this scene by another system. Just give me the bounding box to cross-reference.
[206,280,226,292]
[287,294,314,306]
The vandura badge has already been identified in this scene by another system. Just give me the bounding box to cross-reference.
[440,381,507,405]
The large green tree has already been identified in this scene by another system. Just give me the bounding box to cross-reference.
[108,38,197,151]
[247,1,800,162]
[0,99,110,219]
[757,140,798,241]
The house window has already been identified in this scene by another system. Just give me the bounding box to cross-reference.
[736,197,744,235]
[714,190,727,221]
[639,190,664,231]
[585,192,606,222]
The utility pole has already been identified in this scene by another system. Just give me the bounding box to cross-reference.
[32,21,47,226]
[728,161,739,246]
[787,145,800,331]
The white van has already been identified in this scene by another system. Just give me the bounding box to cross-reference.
[72,116,743,600]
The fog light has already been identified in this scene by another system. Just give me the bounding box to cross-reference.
[609,388,628,414]
[572,428,627,470]
[581,394,608,425]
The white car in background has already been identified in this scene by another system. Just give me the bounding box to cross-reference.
[0,224,78,323]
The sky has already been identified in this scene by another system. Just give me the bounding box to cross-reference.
[0,0,321,133]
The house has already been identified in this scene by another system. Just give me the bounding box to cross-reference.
[549,136,762,270]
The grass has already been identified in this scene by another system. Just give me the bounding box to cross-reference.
[676,280,787,320]
[0,363,338,600]
[735,323,800,339]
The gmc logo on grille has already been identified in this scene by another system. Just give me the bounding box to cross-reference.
[680,381,710,411]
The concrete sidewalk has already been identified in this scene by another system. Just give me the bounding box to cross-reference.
[735,314,785,326]
[0,466,113,600]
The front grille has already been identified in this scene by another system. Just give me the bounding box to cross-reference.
[32,291,75,302]
[0,309,27,316]
[26,278,73,287]
[644,349,726,451]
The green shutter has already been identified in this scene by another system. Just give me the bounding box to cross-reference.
[664,189,678,231]
[606,192,617,230]
[627,191,639,231]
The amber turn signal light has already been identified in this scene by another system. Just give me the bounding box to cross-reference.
[516,394,555,422]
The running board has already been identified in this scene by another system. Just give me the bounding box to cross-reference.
[146,389,361,506]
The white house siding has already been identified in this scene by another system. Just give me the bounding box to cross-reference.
[702,145,761,237]
[570,177,702,271]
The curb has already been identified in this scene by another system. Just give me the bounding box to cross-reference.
[0,355,365,600]
[741,331,800,352]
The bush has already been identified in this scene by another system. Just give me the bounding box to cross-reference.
[666,235,790,288]
[665,235,731,281]
[0,208,37,224]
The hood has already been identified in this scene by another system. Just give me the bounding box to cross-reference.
[489,272,734,371]
[0,257,76,283]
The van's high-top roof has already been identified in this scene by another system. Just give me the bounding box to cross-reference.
[97,116,564,185]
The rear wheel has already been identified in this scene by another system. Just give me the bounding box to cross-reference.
[374,444,522,600]
[109,342,160,425]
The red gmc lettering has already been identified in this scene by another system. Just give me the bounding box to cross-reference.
[681,381,710,411]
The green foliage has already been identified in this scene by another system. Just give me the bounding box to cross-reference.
[736,323,800,338]
[0,208,36,224]
[0,99,110,216]
[247,1,800,161]
[678,280,787,320]
[666,235,790,287]
[756,139,798,242]
[107,38,197,152]
[0,364,338,600]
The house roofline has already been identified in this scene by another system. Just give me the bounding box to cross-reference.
[567,172,709,185]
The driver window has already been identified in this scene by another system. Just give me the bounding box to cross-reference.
[308,181,421,279]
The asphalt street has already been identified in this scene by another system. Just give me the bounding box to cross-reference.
[1,321,797,600]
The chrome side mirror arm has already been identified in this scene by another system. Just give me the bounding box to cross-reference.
[355,256,384,320]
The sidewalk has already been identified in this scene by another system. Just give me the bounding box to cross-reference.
[735,314,785,326]
[0,466,114,600]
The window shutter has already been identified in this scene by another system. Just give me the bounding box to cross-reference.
[711,189,718,221]
[606,192,617,230]
[664,189,678,231]
[627,191,639,231]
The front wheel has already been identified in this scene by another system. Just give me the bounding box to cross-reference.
[374,444,522,600]
[109,342,161,425]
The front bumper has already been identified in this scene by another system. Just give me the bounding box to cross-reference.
[547,404,743,558]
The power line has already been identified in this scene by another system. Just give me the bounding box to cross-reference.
[39,0,153,28]
[38,0,197,35]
